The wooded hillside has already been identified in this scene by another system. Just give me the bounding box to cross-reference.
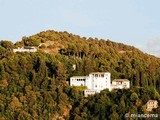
[0,30,159,119]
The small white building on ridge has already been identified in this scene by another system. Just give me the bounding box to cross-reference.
[13,46,37,53]
[70,72,130,97]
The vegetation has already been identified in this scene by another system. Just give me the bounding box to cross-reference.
[0,30,160,119]
[70,87,160,120]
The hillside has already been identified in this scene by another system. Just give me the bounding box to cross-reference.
[15,30,160,91]
[0,30,160,119]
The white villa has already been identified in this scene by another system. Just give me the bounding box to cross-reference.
[70,72,130,97]
[13,46,37,53]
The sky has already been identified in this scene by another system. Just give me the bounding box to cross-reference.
[0,0,160,57]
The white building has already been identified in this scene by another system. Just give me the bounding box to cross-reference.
[13,46,37,53]
[70,76,88,86]
[84,90,97,97]
[87,72,111,92]
[70,72,111,96]
[70,72,130,97]
[111,79,130,90]
[146,100,158,111]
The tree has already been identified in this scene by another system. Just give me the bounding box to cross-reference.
[22,36,40,46]
[109,111,119,120]
[0,79,8,88]
[8,96,22,111]
[130,92,139,102]
[35,58,48,86]
[0,63,5,80]
[0,46,6,59]
[56,63,67,82]
[0,40,14,49]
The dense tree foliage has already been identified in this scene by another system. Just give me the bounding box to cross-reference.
[70,87,160,120]
[0,30,160,119]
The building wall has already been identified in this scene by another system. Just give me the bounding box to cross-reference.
[126,81,130,88]
[147,101,158,110]
[111,81,130,90]
[111,84,123,89]
[84,90,97,97]
[70,72,111,91]
[70,77,86,86]
[105,73,111,90]
[85,77,92,89]
[88,72,111,91]
[13,47,37,53]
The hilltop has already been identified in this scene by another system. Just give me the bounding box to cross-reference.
[13,30,160,90]
[1,29,160,91]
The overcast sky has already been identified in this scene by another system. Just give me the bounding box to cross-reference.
[0,0,160,57]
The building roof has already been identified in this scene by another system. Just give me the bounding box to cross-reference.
[89,72,110,74]
[147,100,158,103]
[71,76,88,78]
[24,46,36,49]
[112,79,130,82]
[111,84,122,86]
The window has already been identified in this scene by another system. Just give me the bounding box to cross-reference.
[101,74,104,77]
[95,74,98,77]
